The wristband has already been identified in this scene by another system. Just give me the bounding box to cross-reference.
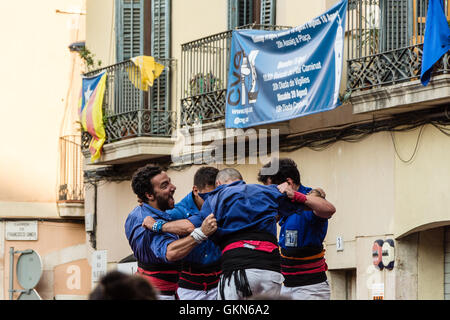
[151,220,166,233]
[190,227,208,244]
[291,191,307,203]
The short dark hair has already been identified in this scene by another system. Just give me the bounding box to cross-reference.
[89,271,158,300]
[193,166,219,191]
[131,165,162,204]
[258,158,301,185]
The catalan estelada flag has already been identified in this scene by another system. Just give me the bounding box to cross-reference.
[79,72,107,162]
[127,56,164,91]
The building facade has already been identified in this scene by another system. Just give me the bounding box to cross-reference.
[83,0,450,300]
[0,0,91,299]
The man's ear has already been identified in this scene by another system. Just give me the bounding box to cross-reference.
[192,185,199,196]
[145,192,154,202]
[286,177,295,187]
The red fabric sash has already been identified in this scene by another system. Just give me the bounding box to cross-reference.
[137,267,179,292]
[281,258,328,275]
[178,277,220,291]
[222,240,278,254]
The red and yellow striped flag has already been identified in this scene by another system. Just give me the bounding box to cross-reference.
[78,72,107,162]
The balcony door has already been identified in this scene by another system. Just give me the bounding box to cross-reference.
[115,0,171,135]
[228,0,276,29]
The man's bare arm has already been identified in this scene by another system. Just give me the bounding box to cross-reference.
[165,214,217,262]
[142,216,195,236]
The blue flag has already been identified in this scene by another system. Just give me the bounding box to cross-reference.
[225,0,347,128]
[420,0,450,86]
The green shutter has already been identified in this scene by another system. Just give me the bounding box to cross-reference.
[116,0,144,62]
[228,0,239,29]
[380,0,411,51]
[151,0,171,133]
[260,0,276,25]
[228,0,255,29]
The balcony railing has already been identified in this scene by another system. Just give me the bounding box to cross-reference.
[82,58,176,150]
[347,0,450,92]
[180,24,290,127]
[58,135,84,202]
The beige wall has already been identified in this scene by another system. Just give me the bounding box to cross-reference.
[277,0,327,27]
[394,124,450,238]
[85,181,138,262]
[85,0,115,66]
[1,221,88,300]
[0,0,85,218]
[418,228,444,299]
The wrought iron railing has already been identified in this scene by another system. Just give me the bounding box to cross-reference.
[59,135,84,202]
[347,0,450,91]
[180,24,290,127]
[82,58,176,150]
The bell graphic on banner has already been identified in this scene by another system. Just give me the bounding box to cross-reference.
[240,50,259,105]
[248,50,259,103]
[241,56,251,105]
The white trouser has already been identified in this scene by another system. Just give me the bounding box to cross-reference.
[158,294,177,300]
[177,287,218,300]
[280,280,330,300]
[218,268,284,300]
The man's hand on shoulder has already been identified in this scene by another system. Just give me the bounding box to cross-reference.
[277,182,296,199]
[200,213,217,237]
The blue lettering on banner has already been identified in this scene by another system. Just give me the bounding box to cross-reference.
[225,0,348,128]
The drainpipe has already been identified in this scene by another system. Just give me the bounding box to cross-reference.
[9,247,14,300]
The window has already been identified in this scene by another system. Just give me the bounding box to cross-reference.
[228,0,276,29]
[116,0,170,62]
[380,0,411,51]
[116,0,144,62]
[114,0,171,118]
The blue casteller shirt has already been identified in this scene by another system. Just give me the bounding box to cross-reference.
[278,185,328,249]
[188,180,298,243]
[124,203,180,265]
[166,192,222,266]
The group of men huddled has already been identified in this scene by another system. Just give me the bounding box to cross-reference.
[124,158,336,300]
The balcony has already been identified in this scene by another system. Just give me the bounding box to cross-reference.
[58,135,84,217]
[180,24,290,129]
[81,58,177,164]
[346,0,450,114]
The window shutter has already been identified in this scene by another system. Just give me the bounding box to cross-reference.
[380,0,411,51]
[151,0,170,59]
[116,0,144,62]
[228,0,255,29]
[151,0,171,133]
[228,0,239,29]
[260,0,276,25]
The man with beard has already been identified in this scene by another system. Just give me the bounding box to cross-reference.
[124,165,217,300]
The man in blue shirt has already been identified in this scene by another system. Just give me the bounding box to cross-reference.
[124,165,217,300]
[143,167,335,299]
[164,166,222,300]
[258,158,336,300]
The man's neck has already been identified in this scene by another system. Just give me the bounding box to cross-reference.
[147,201,163,212]
[193,192,202,211]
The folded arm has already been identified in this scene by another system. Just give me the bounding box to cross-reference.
[165,213,217,262]
[278,183,336,219]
